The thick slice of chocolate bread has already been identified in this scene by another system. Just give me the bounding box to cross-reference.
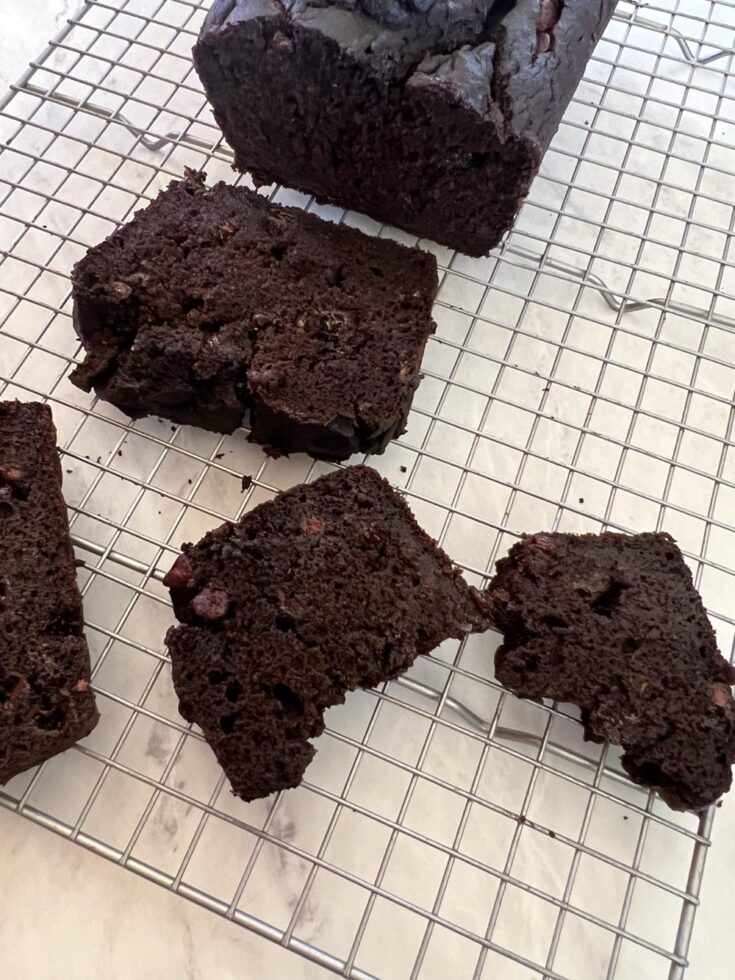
[0,401,98,784]
[70,171,438,461]
[164,465,491,801]
[488,532,735,811]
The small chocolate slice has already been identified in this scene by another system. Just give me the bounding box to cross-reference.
[0,401,98,784]
[488,531,735,811]
[164,465,491,801]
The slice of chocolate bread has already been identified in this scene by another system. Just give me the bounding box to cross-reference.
[488,532,735,811]
[0,401,98,785]
[164,465,491,801]
[70,171,438,461]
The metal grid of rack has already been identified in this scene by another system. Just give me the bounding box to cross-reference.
[1,1,734,977]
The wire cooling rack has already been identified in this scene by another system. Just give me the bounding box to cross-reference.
[1,1,735,977]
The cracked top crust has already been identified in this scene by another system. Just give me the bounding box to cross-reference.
[200,0,613,150]
[205,0,500,55]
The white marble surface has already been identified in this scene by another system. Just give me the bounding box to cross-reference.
[1,3,735,979]
[0,807,330,980]
[0,0,80,86]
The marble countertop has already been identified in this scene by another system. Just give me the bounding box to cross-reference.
[0,807,329,980]
[1,3,735,979]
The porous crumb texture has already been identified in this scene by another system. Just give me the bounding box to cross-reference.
[164,465,491,801]
[194,0,618,256]
[0,401,98,785]
[70,172,437,460]
[488,531,735,811]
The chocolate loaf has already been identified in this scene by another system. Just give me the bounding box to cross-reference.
[70,172,437,460]
[164,465,491,801]
[488,532,735,811]
[0,401,98,784]
[194,0,618,256]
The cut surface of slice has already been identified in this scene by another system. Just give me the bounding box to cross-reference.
[165,465,490,801]
[488,531,735,811]
[0,400,98,784]
[71,172,437,461]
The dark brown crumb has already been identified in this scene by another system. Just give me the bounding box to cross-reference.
[400,465,407,473]
[517,814,526,825]
[241,475,253,492]
[214,453,225,460]
[548,830,556,838]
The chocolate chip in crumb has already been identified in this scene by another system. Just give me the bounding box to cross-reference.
[110,280,132,301]
[0,467,29,500]
[302,516,326,535]
[272,31,294,52]
[163,554,196,591]
[532,534,556,552]
[713,683,731,708]
[192,587,230,621]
